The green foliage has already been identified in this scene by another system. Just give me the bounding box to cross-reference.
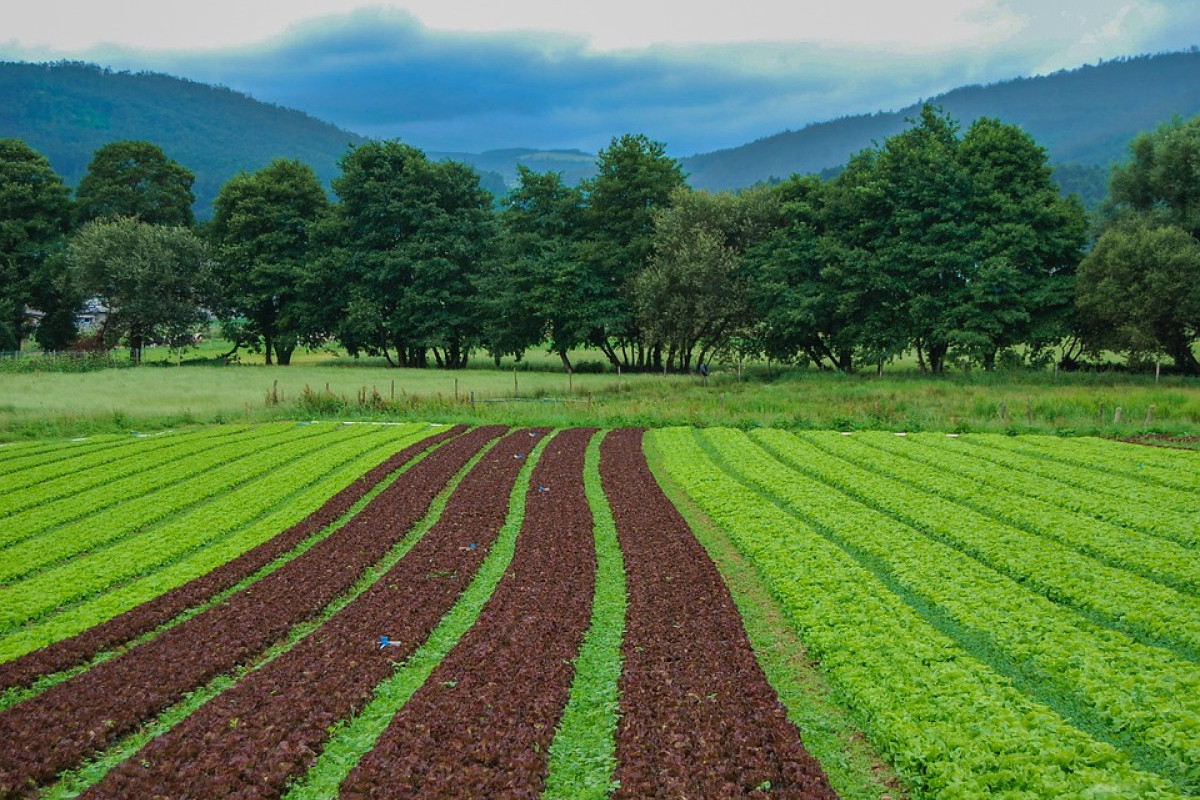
[0,138,72,351]
[1077,218,1200,373]
[209,158,330,365]
[653,427,1193,797]
[315,141,495,368]
[67,217,213,362]
[74,140,195,227]
[637,186,778,371]
[578,133,686,369]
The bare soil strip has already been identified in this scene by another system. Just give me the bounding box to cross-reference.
[0,426,504,798]
[0,425,465,694]
[81,427,547,799]
[341,427,598,799]
[600,427,838,799]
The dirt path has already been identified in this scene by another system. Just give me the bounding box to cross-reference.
[340,427,599,799]
[0,426,503,798]
[600,427,837,799]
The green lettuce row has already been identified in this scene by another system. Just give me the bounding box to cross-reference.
[283,429,552,800]
[989,435,1200,494]
[0,423,290,520]
[0,424,403,634]
[650,428,1182,799]
[0,424,437,663]
[0,424,319,556]
[0,424,374,587]
[709,428,1200,792]
[952,435,1198,538]
[859,433,1198,550]
[0,434,132,480]
[816,431,1200,596]
[767,430,1200,659]
[542,430,626,800]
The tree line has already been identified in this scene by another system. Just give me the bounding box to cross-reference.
[2,106,1197,373]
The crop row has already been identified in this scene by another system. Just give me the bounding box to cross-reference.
[0,424,388,631]
[0,426,505,796]
[951,435,1198,542]
[0,422,343,554]
[811,432,1200,595]
[757,430,1200,660]
[986,434,1200,493]
[651,427,1183,798]
[0,425,460,694]
[706,428,1200,791]
[0,424,444,663]
[606,428,837,800]
[0,423,295,533]
[0,425,348,580]
[338,428,595,798]
[0,434,134,484]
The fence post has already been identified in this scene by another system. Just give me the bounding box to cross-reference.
[1145,404,1155,425]
[1114,406,1123,425]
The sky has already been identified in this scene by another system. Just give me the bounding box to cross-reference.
[3,1,1199,155]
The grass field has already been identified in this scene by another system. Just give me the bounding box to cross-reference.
[1,352,1197,440]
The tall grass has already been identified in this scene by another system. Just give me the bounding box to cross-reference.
[0,359,1197,439]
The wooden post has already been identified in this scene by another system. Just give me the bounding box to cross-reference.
[454,378,458,401]
[470,391,475,410]
[1001,401,1008,425]
[617,365,621,393]
[1026,399,1033,426]
[391,379,396,400]
[1145,404,1155,425]
[1099,402,1104,424]
[272,379,278,405]
[1114,406,1123,425]
[513,367,518,398]
[568,371,573,395]
[1156,362,1161,383]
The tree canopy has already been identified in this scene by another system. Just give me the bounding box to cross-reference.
[74,140,196,227]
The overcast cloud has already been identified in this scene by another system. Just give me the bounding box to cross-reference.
[2,1,1198,155]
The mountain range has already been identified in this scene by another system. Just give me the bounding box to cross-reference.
[2,50,1199,217]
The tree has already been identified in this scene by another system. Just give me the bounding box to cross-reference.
[637,186,778,371]
[75,140,196,227]
[0,139,73,351]
[1076,218,1200,373]
[209,159,329,365]
[315,141,495,368]
[68,218,212,363]
[1109,114,1200,239]
[953,117,1087,368]
[478,166,600,371]
[578,134,686,370]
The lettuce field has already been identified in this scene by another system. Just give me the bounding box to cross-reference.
[0,422,1196,799]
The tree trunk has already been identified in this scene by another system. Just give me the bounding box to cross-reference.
[559,350,573,374]
[928,342,948,374]
[264,331,274,366]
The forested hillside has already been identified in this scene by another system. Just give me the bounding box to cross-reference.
[682,50,1200,196]
[0,61,367,216]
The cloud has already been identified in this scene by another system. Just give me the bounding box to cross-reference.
[2,2,1197,155]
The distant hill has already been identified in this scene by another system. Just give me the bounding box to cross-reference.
[681,50,1200,200]
[0,61,374,218]
[429,148,598,190]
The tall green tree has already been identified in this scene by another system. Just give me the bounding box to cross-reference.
[1079,113,1200,371]
[637,186,778,371]
[1077,218,1200,373]
[68,217,212,363]
[478,166,600,371]
[209,159,329,365]
[579,133,686,370]
[75,140,196,227]
[953,117,1087,368]
[0,139,73,351]
[1109,114,1200,238]
[315,141,495,368]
